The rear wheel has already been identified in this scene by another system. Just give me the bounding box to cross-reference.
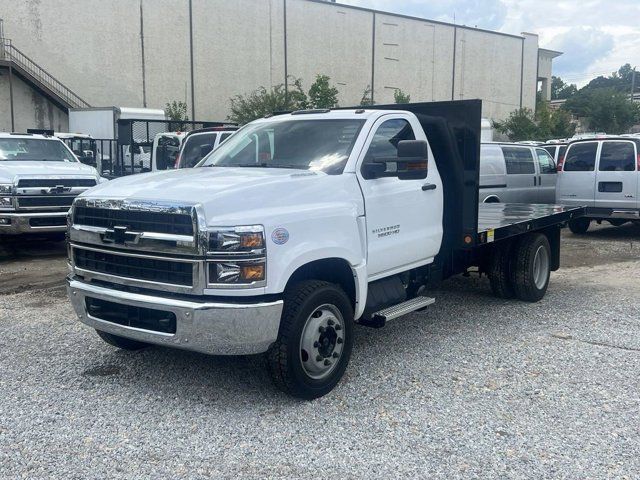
[488,242,515,299]
[510,233,551,302]
[95,330,149,350]
[266,280,353,399]
[568,218,590,234]
[608,219,627,227]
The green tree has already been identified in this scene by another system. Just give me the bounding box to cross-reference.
[536,101,576,140]
[227,77,308,124]
[550,76,577,100]
[359,85,375,106]
[308,74,339,109]
[567,88,639,134]
[393,89,411,104]
[492,108,539,141]
[165,100,189,121]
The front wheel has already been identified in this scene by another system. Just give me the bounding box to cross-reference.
[266,280,354,399]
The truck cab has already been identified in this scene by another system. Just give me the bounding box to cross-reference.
[0,133,103,236]
[66,102,581,398]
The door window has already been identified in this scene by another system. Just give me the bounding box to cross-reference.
[535,148,557,174]
[598,141,635,172]
[362,119,415,176]
[501,147,535,174]
[564,142,597,171]
[542,145,557,158]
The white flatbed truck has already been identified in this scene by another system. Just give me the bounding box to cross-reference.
[66,101,584,398]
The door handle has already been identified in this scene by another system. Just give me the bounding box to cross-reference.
[422,183,437,191]
[534,176,537,186]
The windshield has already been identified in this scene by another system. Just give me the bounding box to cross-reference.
[0,138,77,162]
[199,119,365,174]
[179,133,218,169]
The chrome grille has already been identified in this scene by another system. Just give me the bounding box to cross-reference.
[73,206,194,236]
[74,246,194,287]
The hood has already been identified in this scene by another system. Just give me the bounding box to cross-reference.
[80,167,364,225]
[0,161,98,183]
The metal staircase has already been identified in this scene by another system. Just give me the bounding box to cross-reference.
[0,35,90,111]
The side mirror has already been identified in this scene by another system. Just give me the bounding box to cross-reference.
[396,140,428,180]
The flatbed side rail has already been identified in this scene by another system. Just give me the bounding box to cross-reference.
[476,204,585,245]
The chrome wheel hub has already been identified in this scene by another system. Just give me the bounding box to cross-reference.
[533,245,549,289]
[299,304,345,380]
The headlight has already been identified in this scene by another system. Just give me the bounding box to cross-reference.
[208,225,265,253]
[0,184,12,194]
[208,260,266,284]
[0,196,13,209]
[207,225,266,287]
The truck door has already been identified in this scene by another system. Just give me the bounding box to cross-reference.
[356,116,443,278]
[594,140,637,211]
[556,141,598,207]
[501,146,538,203]
[534,148,557,203]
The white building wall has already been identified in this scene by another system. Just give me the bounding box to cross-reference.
[453,28,524,120]
[0,0,551,129]
[191,0,284,120]
[373,15,454,105]
[286,0,373,107]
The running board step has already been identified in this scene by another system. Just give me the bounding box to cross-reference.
[361,296,435,328]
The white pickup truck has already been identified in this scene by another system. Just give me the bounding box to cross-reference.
[0,133,103,236]
[66,101,583,398]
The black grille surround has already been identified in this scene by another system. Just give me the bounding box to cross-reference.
[74,247,194,286]
[73,206,194,236]
[17,178,96,188]
[30,217,67,227]
[18,196,75,208]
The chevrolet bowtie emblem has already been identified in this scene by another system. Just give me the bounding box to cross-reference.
[102,226,141,245]
[44,185,72,194]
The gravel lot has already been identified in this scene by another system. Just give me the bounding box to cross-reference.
[1,223,640,478]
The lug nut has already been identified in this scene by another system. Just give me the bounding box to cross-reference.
[335,324,342,331]
[316,355,323,362]
[332,352,339,358]
[324,359,332,366]
[327,319,334,326]
[313,341,319,348]
[318,326,326,333]
[337,337,343,344]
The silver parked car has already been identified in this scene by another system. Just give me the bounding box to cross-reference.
[479,143,557,204]
[556,137,640,233]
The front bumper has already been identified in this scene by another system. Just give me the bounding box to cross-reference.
[67,277,284,355]
[0,211,68,234]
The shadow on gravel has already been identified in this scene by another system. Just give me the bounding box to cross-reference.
[569,221,640,241]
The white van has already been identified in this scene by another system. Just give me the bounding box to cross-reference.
[175,127,238,169]
[479,143,557,203]
[556,137,640,233]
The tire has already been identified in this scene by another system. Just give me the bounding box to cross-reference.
[608,219,627,227]
[488,242,515,299]
[510,233,551,302]
[568,218,590,234]
[266,280,354,399]
[95,329,149,351]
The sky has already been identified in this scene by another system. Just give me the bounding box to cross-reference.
[339,0,640,87]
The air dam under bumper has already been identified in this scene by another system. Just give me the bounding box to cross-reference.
[67,278,284,355]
